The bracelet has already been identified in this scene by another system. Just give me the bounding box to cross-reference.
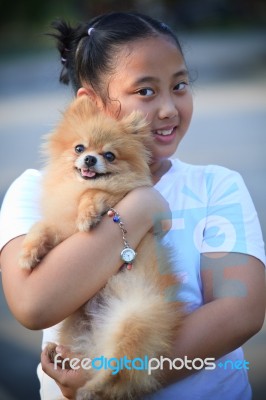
[107,208,136,270]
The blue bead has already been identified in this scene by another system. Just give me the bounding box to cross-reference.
[113,216,120,223]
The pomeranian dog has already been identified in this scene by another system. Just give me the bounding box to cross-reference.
[19,96,182,399]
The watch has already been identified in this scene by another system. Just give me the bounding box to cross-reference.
[120,247,136,263]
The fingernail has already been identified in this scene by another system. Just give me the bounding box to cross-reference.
[56,345,63,353]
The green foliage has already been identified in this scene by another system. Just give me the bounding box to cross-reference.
[0,0,265,57]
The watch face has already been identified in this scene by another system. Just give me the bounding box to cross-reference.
[121,248,136,263]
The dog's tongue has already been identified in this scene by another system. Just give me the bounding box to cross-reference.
[81,168,96,178]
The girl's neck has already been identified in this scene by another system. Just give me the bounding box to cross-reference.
[151,158,172,185]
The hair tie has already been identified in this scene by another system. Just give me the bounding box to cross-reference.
[160,22,169,31]
[61,48,70,65]
[88,27,95,36]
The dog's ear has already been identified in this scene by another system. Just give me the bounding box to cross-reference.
[67,95,99,120]
[120,111,150,136]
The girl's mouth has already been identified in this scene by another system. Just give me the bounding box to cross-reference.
[155,127,175,136]
[153,126,177,143]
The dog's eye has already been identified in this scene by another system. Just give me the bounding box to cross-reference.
[103,152,116,162]
[75,144,85,154]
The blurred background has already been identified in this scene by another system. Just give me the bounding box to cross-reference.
[0,0,265,399]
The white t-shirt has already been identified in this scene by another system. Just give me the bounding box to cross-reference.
[0,159,265,400]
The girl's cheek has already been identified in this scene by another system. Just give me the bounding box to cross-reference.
[186,92,194,116]
[104,101,122,119]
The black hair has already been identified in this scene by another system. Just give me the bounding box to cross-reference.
[50,12,184,98]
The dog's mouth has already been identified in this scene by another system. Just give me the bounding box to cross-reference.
[76,167,111,180]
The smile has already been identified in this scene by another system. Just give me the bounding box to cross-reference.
[154,127,176,136]
[76,168,111,180]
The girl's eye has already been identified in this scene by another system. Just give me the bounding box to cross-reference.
[174,82,188,91]
[103,152,116,162]
[75,144,85,154]
[136,88,155,97]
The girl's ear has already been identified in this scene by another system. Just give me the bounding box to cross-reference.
[77,86,97,101]
[77,86,105,109]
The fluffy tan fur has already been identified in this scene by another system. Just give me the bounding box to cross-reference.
[19,96,182,399]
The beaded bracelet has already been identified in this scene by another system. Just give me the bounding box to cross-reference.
[107,208,136,270]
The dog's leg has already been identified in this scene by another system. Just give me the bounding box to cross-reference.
[77,192,120,231]
[19,221,62,269]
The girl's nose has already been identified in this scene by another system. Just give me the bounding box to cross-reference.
[158,96,178,120]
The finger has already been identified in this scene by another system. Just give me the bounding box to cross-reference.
[41,349,72,388]
[41,348,88,389]
[55,345,83,361]
[44,343,80,371]
[55,345,70,359]
[41,348,60,377]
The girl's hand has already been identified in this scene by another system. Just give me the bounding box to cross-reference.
[41,345,88,399]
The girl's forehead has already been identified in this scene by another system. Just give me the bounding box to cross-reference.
[113,36,185,77]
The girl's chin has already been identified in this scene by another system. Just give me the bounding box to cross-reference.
[150,146,178,163]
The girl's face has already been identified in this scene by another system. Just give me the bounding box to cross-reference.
[82,36,193,172]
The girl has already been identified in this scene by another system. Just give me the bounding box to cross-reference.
[0,12,265,400]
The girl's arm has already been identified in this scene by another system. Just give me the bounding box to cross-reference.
[0,186,171,330]
[163,252,265,383]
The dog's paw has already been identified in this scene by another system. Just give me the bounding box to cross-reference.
[77,215,101,232]
[19,247,41,270]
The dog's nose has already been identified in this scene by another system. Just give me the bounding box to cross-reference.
[84,155,97,167]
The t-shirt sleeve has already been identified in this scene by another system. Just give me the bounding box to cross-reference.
[200,166,266,266]
[0,169,42,252]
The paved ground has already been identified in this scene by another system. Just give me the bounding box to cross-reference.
[0,30,265,399]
